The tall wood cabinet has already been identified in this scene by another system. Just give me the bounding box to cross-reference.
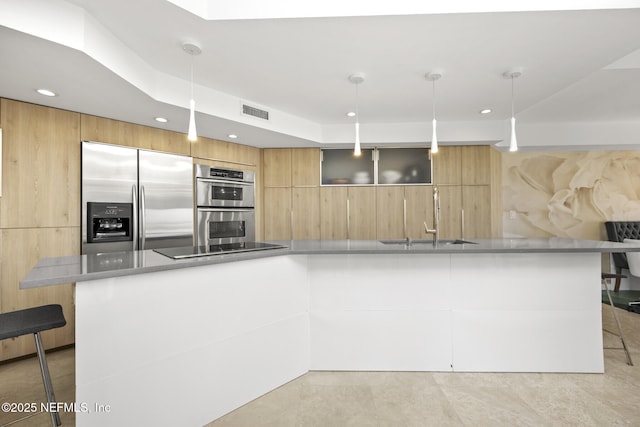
[263,148,321,240]
[432,145,502,239]
[0,99,78,361]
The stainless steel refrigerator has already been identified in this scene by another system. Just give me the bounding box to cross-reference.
[81,141,194,254]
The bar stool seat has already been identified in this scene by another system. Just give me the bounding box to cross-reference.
[0,304,67,426]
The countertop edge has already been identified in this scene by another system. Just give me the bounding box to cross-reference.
[20,238,640,289]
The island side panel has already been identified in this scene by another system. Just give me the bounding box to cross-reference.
[75,255,310,427]
[308,254,453,371]
[449,252,603,372]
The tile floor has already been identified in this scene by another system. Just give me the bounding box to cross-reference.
[1,304,638,427]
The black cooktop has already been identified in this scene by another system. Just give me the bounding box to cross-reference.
[153,242,287,260]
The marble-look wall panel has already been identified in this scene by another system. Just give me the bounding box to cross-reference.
[503,150,640,240]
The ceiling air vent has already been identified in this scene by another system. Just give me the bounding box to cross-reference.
[241,103,270,121]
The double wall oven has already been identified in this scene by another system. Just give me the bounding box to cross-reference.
[195,164,255,247]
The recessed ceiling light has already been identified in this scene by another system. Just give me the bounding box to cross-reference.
[346,111,356,117]
[479,108,492,114]
[154,117,168,123]
[36,89,56,97]
[228,134,238,139]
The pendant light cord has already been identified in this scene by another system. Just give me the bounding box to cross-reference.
[190,55,194,101]
[432,79,436,121]
[511,76,514,118]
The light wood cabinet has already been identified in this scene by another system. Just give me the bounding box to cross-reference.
[263,148,321,240]
[461,146,492,185]
[263,148,292,187]
[0,99,79,361]
[1,99,80,228]
[81,114,190,156]
[462,185,492,238]
[433,146,462,185]
[320,187,376,240]
[292,148,320,186]
[320,186,348,239]
[263,187,291,240]
[438,186,463,239]
[292,187,320,239]
[376,186,433,240]
[432,145,502,238]
[191,136,260,167]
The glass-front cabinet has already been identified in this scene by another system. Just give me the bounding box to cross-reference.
[321,147,432,185]
[321,149,375,185]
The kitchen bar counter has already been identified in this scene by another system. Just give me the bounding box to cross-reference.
[19,238,640,427]
[19,238,640,289]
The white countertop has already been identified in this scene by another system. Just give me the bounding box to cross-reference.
[20,238,640,289]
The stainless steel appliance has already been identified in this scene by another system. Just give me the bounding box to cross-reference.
[195,164,255,208]
[195,165,256,246]
[82,141,194,254]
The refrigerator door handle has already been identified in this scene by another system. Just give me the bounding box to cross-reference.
[140,185,146,250]
[132,185,138,251]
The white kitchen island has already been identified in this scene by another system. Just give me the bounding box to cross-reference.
[20,238,635,426]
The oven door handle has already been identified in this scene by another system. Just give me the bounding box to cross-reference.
[197,208,255,212]
[196,178,254,186]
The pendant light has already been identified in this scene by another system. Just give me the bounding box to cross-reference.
[425,71,442,154]
[503,69,522,152]
[183,42,202,142]
[348,73,365,157]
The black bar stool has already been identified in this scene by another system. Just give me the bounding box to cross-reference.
[0,304,67,426]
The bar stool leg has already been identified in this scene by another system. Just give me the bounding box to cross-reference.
[602,278,633,366]
[34,332,62,426]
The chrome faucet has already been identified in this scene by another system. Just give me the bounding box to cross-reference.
[424,186,440,245]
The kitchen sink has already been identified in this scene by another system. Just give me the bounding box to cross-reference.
[379,239,477,245]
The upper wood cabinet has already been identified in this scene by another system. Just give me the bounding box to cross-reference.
[191,136,260,167]
[433,145,499,186]
[1,99,81,228]
[432,146,462,185]
[263,148,292,187]
[263,148,321,187]
[81,115,190,156]
[292,148,320,186]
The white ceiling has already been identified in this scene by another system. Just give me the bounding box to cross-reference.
[1,0,640,151]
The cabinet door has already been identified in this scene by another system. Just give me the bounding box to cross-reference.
[263,148,291,187]
[432,146,461,185]
[1,99,80,228]
[263,187,291,240]
[348,187,377,239]
[320,187,348,239]
[376,186,405,239]
[437,186,462,239]
[461,146,491,185]
[405,186,432,239]
[462,185,492,238]
[292,187,320,239]
[292,148,320,186]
